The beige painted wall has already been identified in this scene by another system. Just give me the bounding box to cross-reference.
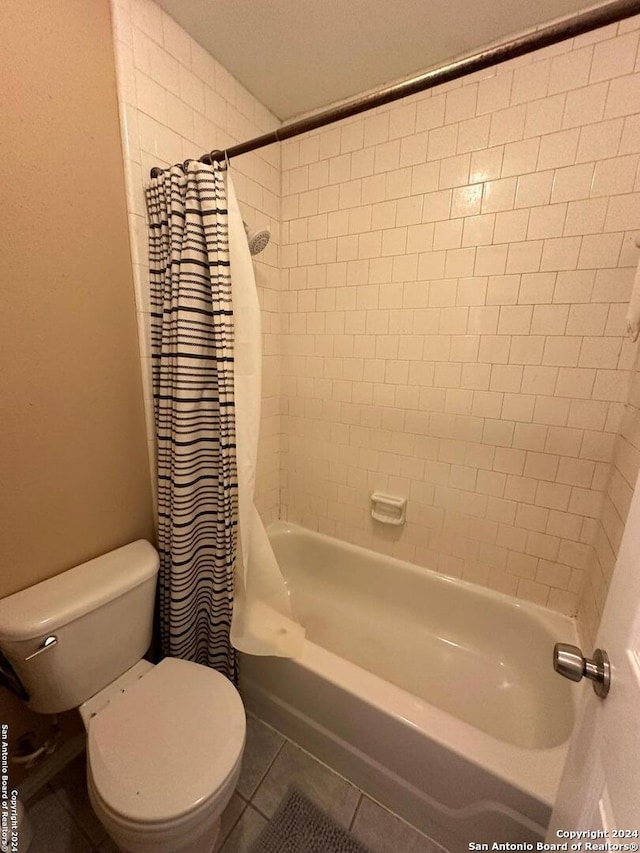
[0,0,154,598]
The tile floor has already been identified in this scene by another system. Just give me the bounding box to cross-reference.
[24,715,444,853]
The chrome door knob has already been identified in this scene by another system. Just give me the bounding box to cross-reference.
[553,643,610,698]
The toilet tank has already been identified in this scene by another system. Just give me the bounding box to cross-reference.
[0,541,159,713]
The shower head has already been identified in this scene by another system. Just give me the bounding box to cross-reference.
[243,221,271,256]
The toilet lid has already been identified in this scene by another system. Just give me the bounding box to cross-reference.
[87,657,245,824]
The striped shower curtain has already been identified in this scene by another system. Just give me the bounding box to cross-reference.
[145,161,238,683]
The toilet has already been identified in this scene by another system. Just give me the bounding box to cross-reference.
[0,541,245,853]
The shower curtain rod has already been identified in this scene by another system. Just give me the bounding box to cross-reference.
[150,0,640,178]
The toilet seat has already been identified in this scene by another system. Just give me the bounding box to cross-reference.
[87,658,245,826]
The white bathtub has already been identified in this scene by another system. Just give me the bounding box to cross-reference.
[239,522,580,852]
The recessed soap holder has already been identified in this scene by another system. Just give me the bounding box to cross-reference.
[371,492,407,526]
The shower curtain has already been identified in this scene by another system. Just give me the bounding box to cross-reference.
[146,162,238,681]
[226,172,304,658]
[146,161,303,681]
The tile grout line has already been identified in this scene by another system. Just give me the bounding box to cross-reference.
[348,792,363,831]
[219,720,289,851]
[216,794,249,852]
[355,787,448,850]
[240,717,289,828]
[244,732,288,812]
[249,801,272,821]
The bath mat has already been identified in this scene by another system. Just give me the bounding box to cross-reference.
[250,787,372,853]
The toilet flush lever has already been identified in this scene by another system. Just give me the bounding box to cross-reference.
[553,643,610,698]
[24,636,57,661]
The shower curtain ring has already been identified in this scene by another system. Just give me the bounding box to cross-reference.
[209,149,224,166]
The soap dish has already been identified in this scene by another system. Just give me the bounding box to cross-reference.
[370,492,407,526]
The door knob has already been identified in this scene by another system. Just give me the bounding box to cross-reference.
[553,643,610,698]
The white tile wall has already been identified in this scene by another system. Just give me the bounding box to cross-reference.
[581,364,640,643]
[278,18,640,631]
[110,0,640,640]
[109,0,282,522]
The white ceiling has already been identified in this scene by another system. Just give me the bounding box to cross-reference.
[155,0,600,121]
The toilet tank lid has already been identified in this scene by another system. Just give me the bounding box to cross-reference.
[0,541,159,642]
